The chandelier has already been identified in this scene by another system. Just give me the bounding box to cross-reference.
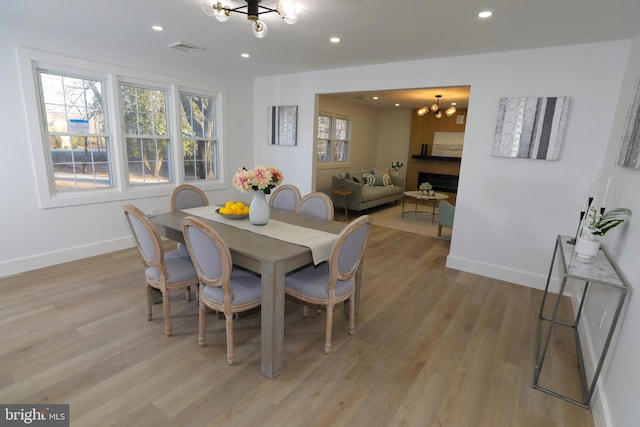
[417,95,457,118]
[202,0,298,39]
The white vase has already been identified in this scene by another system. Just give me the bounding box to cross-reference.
[249,191,270,225]
[575,229,600,260]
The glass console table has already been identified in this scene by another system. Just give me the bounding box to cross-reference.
[533,235,629,408]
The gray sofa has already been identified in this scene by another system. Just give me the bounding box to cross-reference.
[331,169,404,212]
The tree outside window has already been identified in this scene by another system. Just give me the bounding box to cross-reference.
[38,70,113,192]
[180,92,218,181]
[121,84,171,185]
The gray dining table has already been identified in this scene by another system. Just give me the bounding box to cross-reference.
[150,207,352,379]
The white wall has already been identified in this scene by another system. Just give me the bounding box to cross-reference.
[0,22,255,277]
[590,29,640,427]
[375,109,412,182]
[252,41,636,426]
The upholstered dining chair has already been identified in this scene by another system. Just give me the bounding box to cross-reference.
[295,192,335,220]
[437,200,455,236]
[285,214,373,353]
[123,204,199,337]
[268,184,301,211]
[182,216,262,364]
[170,184,209,212]
[170,184,209,257]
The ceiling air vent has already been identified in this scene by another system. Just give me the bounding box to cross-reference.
[168,41,205,53]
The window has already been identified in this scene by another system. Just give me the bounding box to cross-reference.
[37,70,113,192]
[19,48,226,208]
[316,114,350,163]
[180,92,218,181]
[121,84,171,185]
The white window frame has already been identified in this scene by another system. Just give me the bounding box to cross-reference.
[315,112,351,167]
[177,89,221,183]
[18,48,226,208]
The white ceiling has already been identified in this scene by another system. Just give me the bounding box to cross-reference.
[3,0,639,109]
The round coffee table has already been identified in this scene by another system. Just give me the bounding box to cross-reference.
[401,191,450,223]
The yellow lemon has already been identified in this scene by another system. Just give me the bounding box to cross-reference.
[219,207,231,215]
[242,206,249,214]
[225,201,234,208]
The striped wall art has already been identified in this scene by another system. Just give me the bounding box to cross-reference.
[617,78,640,170]
[493,97,571,160]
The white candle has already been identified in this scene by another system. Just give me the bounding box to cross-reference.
[602,176,611,209]
[590,172,600,199]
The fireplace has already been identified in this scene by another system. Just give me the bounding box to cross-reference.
[417,172,459,193]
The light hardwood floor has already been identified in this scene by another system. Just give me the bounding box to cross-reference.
[0,225,594,427]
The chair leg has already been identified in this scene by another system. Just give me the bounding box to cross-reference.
[185,286,192,301]
[198,302,206,347]
[162,291,172,336]
[225,314,234,365]
[348,296,356,336]
[437,225,443,236]
[145,284,152,321]
[324,305,334,354]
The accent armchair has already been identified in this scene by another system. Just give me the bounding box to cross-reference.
[437,200,455,236]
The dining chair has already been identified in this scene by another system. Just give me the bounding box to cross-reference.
[182,216,262,364]
[170,184,210,257]
[123,204,199,337]
[170,184,209,212]
[268,184,301,211]
[295,192,335,220]
[285,214,373,353]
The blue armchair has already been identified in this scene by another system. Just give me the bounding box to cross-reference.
[437,200,455,236]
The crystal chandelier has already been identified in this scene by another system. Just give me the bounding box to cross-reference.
[417,95,457,118]
[202,0,298,39]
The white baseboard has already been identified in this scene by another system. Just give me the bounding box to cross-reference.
[445,254,561,293]
[0,237,135,278]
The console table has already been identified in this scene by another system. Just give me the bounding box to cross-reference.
[533,235,629,408]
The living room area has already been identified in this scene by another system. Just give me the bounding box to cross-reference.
[314,87,468,238]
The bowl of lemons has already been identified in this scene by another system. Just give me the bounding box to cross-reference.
[216,200,250,219]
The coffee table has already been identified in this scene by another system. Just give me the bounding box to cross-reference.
[401,191,450,223]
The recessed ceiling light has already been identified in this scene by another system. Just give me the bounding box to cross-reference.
[330,37,341,44]
[451,102,457,105]
[478,11,492,18]
[152,25,164,31]
[372,96,379,100]
[395,103,400,107]
[241,53,250,58]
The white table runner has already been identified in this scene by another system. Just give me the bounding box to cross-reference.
[181,206,337,265]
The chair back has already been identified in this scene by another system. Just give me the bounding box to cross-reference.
[269,184,301,211]
[296,192,334,220]
[182,216,233,294]
[331,215,373,281]
[171,184,209,212]
[123,204,163,270]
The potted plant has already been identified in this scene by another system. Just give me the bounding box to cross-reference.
[390,160,405,176]
[575,206,632,260]
[419,181,434,195]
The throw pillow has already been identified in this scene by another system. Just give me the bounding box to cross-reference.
[383,173,393,186]
[352,176,360,183]
[362,173,375,186]
[344,172,352,181]
[373,174,385,186]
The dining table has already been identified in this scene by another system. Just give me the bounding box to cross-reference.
[150,206,356,379]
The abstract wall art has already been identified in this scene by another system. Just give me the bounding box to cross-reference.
[492,97,571,160]
[617,78,640,170]
[268,105,298,146]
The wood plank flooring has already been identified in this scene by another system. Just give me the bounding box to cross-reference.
[0,225,595,427]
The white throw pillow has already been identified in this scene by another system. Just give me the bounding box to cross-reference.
[383,174,393,186]
[362,173,375,186]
